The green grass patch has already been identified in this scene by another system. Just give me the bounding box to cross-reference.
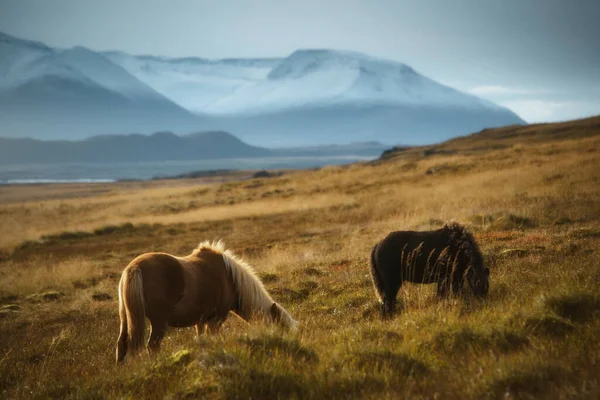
[470,212,536,230]
[25,291,64,302]
[167,349,193,367]
[349,350,429,377]
[426,327,529,356]
[0,304,21,319]
[42,231,93,241]
[521,315,575,338]
[545,292,600,323]
[567,227,600,239]
[361,329,404,345]
[93,222,135,236]
[91,292,112,301]
[257,272,279,283]
[483,365,564,399]
[239,335,319,365]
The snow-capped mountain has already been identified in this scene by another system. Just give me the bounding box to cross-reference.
[105,48,524,145]
[0,31,525,145]
[106,49,512,116]
[202,49,507,115]
[103,51,279,113]
[0,32,205,139]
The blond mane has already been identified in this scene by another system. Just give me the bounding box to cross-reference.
[193,240,277,320]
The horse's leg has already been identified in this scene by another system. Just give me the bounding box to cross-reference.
[196,314,226,337]
[451,275,464,295]
[147,317,168,355]
[195,323,206,338]
[382,281,401,319]
[381,298,396,319]
[205,317,226,334]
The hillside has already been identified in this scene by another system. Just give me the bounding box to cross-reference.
[378,115,600,161]
[0,116,599,398]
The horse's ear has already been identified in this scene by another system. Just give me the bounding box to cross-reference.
[271,302,281,321]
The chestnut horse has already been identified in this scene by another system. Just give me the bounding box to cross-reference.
[116,240,298,363]
[370,222,489,318]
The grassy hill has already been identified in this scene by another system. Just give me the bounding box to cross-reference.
[0,116,599,399]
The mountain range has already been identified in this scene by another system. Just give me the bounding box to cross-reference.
[0,131,265,164]
[0,31,525,146]
[0,131,388,165]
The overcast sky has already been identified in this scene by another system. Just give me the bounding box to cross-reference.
[1,0,599,122]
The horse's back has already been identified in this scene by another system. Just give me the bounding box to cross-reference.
[168,249,237,327]
[377,229,447,258]
[127,253,186,315]
[375,229,450,283]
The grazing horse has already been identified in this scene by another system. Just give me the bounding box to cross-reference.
[116,240,298,363]
[370,222,489,318]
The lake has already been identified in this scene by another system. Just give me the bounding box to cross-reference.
[0,155,376,184]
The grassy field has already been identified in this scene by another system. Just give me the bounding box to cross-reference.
[1,116,600,399]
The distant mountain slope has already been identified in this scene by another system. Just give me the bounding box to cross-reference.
[0,131,269,165]
[0,32,206,139]
[198,102,524,147]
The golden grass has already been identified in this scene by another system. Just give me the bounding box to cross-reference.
[0,190,353,250]
[0,118,599,399]
[0,257,101,298]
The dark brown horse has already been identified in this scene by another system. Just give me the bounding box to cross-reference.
[370,222,489,318]
[116,240,298,363]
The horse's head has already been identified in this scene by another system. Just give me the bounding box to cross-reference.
[467,265,489,297]
[270,302,299,332]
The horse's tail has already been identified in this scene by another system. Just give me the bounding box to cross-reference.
[116,265,146,363]
[369,243,387,304]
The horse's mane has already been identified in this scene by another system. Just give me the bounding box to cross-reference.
[193,240,274,317]
[443,221,484,267]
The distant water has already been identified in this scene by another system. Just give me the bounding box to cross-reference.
[0,155,375,184]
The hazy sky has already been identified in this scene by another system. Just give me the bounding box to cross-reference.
[1,0,599,122]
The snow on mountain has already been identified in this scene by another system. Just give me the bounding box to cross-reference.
[206,49,507,114]
[104,51,280,112]
[47,47,170,101]
[0,33,182,103]
[0,32,53,88]
[107,48,512,117]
